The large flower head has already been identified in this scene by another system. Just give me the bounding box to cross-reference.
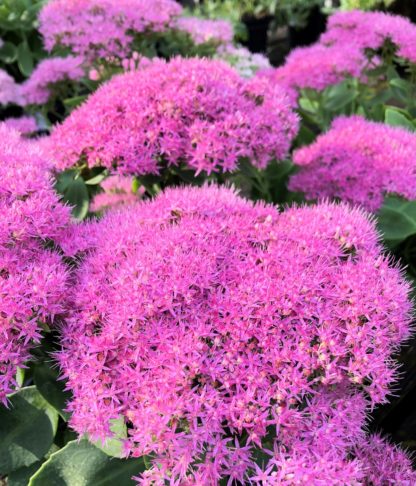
[90,175,142,213]
[39,0,183,60]
[48,58,298,175]
[20,56,85,106]
[0,124,70,404]
[263,44,366,99]
[59,185,412,483]
[290,116,416,211]
[321,10,416,63]
[0,69,21,106]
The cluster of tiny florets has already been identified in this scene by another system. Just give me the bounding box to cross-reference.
[0,125,70,404]
[59,185,412,484]
[321,10,416,63]
[266,43,366,98]
[2,116,38,136]
[90,175,143,213]
[290,115,416,211]
[48,58,298,175]
[175,17,233,45]
[20,56,85,106]
[354,434,416,485]
[39,0,183,60]
[0,69,21,106]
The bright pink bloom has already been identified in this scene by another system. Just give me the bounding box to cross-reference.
[20,56,84,105]
[0,124,70,404]
[354,434,416,485]
[290,115,416,211]
[48,58,298,175]
[39,0,183,60]
[90,175,142,213]
[0,69,21,106]
[265,44,366,97]
[59,185,413,483]
[2,116,38,136]
[321,10,416,63]
[176,17,233,45]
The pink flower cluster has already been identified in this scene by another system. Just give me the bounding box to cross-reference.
[175,17,233,45]
[2,116,38,136]
[59,185,413,484]
[0,69,21,106]
[48,58,298,175]
[90,175,142,213]
[20,56,85,106]
[321,10,416,63]
[0,125,70,404]
[265,43,366,99]
[39,0,183,60]
[290,116,416,211]
[264,10,416,98]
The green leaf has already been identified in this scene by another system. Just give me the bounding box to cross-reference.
[389,77,411,103]
[0,41,17,63]
[63,177,89,220]
[0,386,58,475]
[63,94,88,110]
[7,461,43,486]
[85,171,108,185]
[54,169,78,194]
[384,108,415,131]
[8,445,59,486]
[28,440,146,486]
[93,418,127,458]
[131,177,140,194]
[34,362,72,421]
[17,42,34,76]
[377,196,416,246]
[15,367,25,388]
[324,84,357,112]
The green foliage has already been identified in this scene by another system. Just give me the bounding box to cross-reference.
[298,61,416,133]
[93,418,127,458]
[275,0,325,29]
[0,0,46,80]
[33,362,72,421]
[28,440,146,486]
[55,168,107,220]
[339,0,394,10]
[193,0,278,20]
[377,196,416,247]
[0,387,58,475]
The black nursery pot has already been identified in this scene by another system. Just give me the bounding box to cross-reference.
[289,6,327,49]
[241,14,273,53]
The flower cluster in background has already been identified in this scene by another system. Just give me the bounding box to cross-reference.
[90,175,143,213]
[0,68,21,106]
[59,185,413,484]
[175,16,233,45]
[2,116,38,136]
[48,58,298,175]
[0,124,70,404]
[39,0,183,60]
[20,56,85,106]
[290,116,416,211]
[321,10,416,63]
[264,43,366,98]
